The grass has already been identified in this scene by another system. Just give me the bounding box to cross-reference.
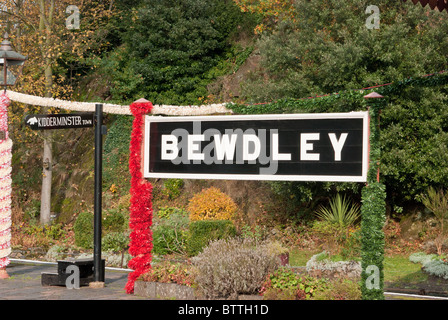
[384,254,428,289]
[289,248,320,266]
[289,248,428,285]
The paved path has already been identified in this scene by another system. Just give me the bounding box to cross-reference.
[0,260,147,300]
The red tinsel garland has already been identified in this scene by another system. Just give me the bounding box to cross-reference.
[125,99,154,294]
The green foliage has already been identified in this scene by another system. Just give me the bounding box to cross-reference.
[73,209,129,249]
[231,0,448,205]
[102,231,129,252]
[360,182,386,300]
[260,267,328,300]
[156,206,189,220]
[162,179,184,200]
[73,211,94,249]
[378,84,448,201]
[419,187,448,225]
[240,225,264,241]
[102,209,128,233]
[152,209,189,255]
[186,220,237,256]
[418,187,448,255]
[409,252,448,280]
[241,0,448,102]
[22,223,66,242]
[312,278,361,300]
[102,0,249,104]
[103,115,133,194]
[314,193,360,228]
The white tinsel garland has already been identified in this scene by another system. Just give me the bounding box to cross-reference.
[6,90,233,116]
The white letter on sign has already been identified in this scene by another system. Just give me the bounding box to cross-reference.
[243,134,261,161]
[300,133,320,161]
[188,135,205,160]
[328,133,348,161]
[161,135,179,160]
[214,133,237,161]
[272,133,291,161]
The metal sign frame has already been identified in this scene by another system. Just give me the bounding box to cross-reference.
[143,111,369,183]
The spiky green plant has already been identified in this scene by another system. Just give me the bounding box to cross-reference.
[315,194,360,228]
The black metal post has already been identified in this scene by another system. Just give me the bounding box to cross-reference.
[94,103,104,283]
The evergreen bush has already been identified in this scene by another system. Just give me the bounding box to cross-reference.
[186,220,236,256]
[153,207,189,255]
[73,211,94,249]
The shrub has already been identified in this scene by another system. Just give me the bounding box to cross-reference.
[153,207,190,255]
[186,220,236,256]
[314,193,360,228]
[187,187,237,221]
[423,259,448,279]
[73,211,94,249]
[409,252,439,265]
[419,187,448,255]
[140,261,196,287]
[260,267,328,300]
[156,207,189,220]
[191,237,278,299]
[312,278,361,300]
[409,252,448,279]
[74,209,129,249]
[102,231,129,252]
[102,209,128,233]
[162,179,184,199]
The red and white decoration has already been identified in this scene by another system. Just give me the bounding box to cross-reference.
[0,93,12,269]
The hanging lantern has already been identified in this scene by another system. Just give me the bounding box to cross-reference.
[0,33,27,91]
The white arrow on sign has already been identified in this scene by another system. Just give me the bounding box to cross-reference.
[26,117,38,125]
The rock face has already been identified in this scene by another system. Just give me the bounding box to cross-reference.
[305,252,361,280]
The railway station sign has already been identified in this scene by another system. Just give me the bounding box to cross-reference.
[143,112,369,182]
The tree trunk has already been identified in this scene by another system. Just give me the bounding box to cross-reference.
[40,129,52,225]
[38,0,54,225]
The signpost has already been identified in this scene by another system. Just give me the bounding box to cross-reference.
[24,113,94,130]
[143,112,369,183]
[26,108,105,286]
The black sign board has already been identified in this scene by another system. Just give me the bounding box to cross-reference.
[25,113,94,130]
[143,112,369,182]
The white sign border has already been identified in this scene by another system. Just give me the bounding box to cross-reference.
[143,111,369,182]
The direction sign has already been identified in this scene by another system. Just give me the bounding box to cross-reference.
[143,112,369,182]
[24,113,94,130]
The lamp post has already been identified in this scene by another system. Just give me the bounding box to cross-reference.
[0,32,26,279]
[0,33,27,91]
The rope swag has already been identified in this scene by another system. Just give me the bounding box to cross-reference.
[0,93,12,270]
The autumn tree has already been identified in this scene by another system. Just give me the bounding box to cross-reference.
[1,0,115,224]
[233,0,297,33]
